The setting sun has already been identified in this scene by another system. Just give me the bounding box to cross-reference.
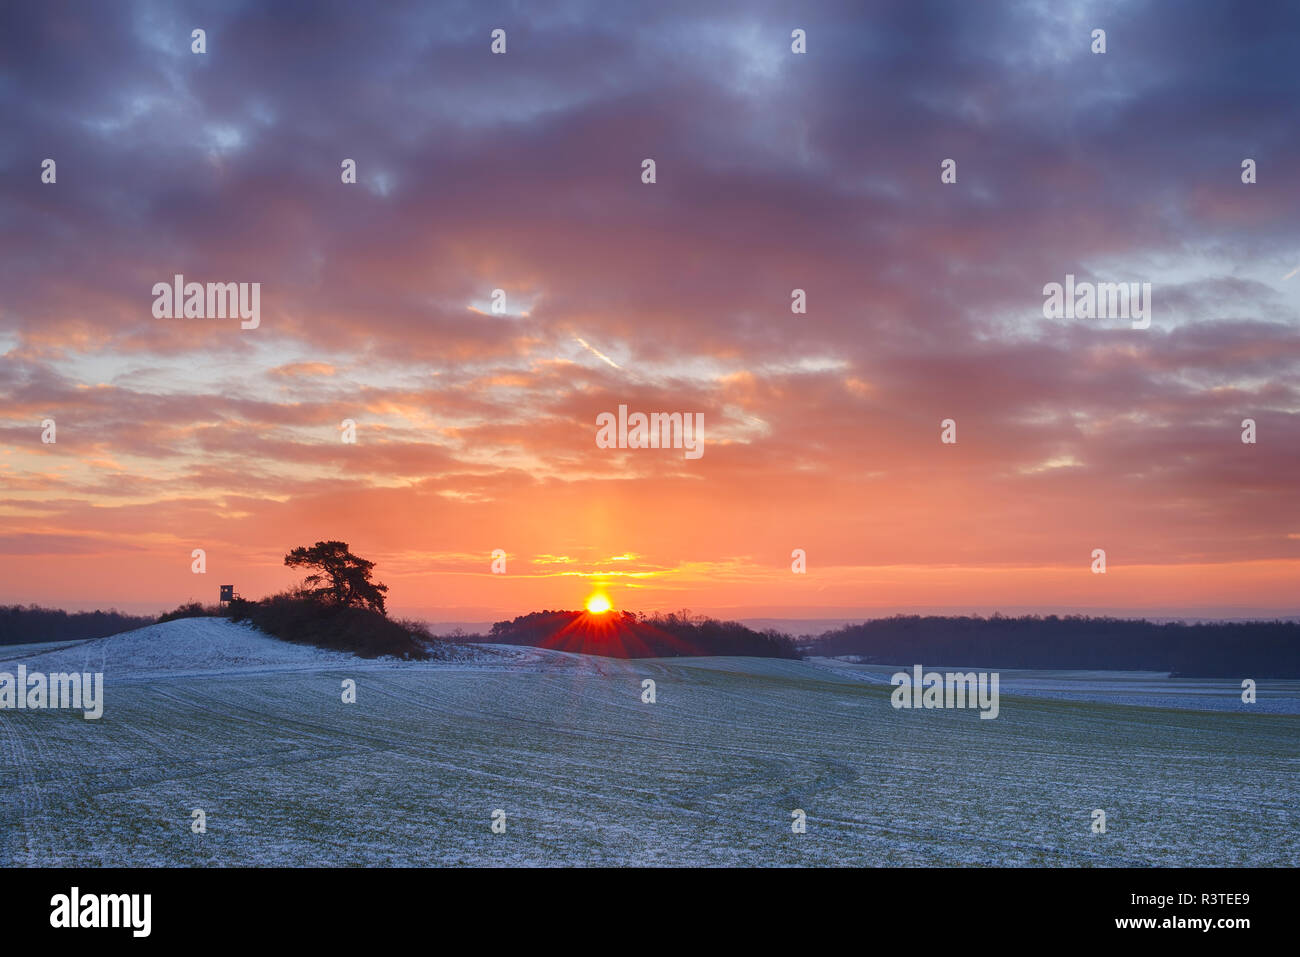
[585,593,612,614]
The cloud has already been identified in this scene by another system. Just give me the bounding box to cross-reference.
[1,0,1298,614]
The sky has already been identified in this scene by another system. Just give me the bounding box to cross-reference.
[1,0,1298,621]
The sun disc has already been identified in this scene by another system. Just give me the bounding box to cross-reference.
[585,594,612,614]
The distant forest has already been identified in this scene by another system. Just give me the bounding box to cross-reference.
[469,609,801,659]
[812,615,1300,677]
[0,605,155,646]
[4,603,1297,676]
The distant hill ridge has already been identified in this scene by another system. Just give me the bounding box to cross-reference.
[467,609,800,659]
[5,604,1297,675]
[811,614,1300,678]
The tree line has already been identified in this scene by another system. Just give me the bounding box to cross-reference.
[0,605,155,646]
[812,614,1300,677]
[478,608,801,659]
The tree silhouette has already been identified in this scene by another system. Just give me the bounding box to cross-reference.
[284,541,389,615]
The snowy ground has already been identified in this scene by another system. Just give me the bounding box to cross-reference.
[808,658,1300,715]
[1,619,1295,866]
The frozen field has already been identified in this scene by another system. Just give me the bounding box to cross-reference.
[1,619,1296,866]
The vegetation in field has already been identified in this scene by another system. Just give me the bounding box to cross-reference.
[218,541,425,659]
[147,542,427,659]
[226,590,429,660]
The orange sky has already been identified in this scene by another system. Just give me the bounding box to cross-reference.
[2,2,1298,621]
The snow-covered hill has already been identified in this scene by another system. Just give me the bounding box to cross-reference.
[0,617,354,679]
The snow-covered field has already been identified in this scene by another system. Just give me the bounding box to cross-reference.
[1,619,1295,866]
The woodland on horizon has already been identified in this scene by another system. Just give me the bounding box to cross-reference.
[3,603,1297,676]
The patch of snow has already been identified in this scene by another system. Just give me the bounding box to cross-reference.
[7,617,355,680]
